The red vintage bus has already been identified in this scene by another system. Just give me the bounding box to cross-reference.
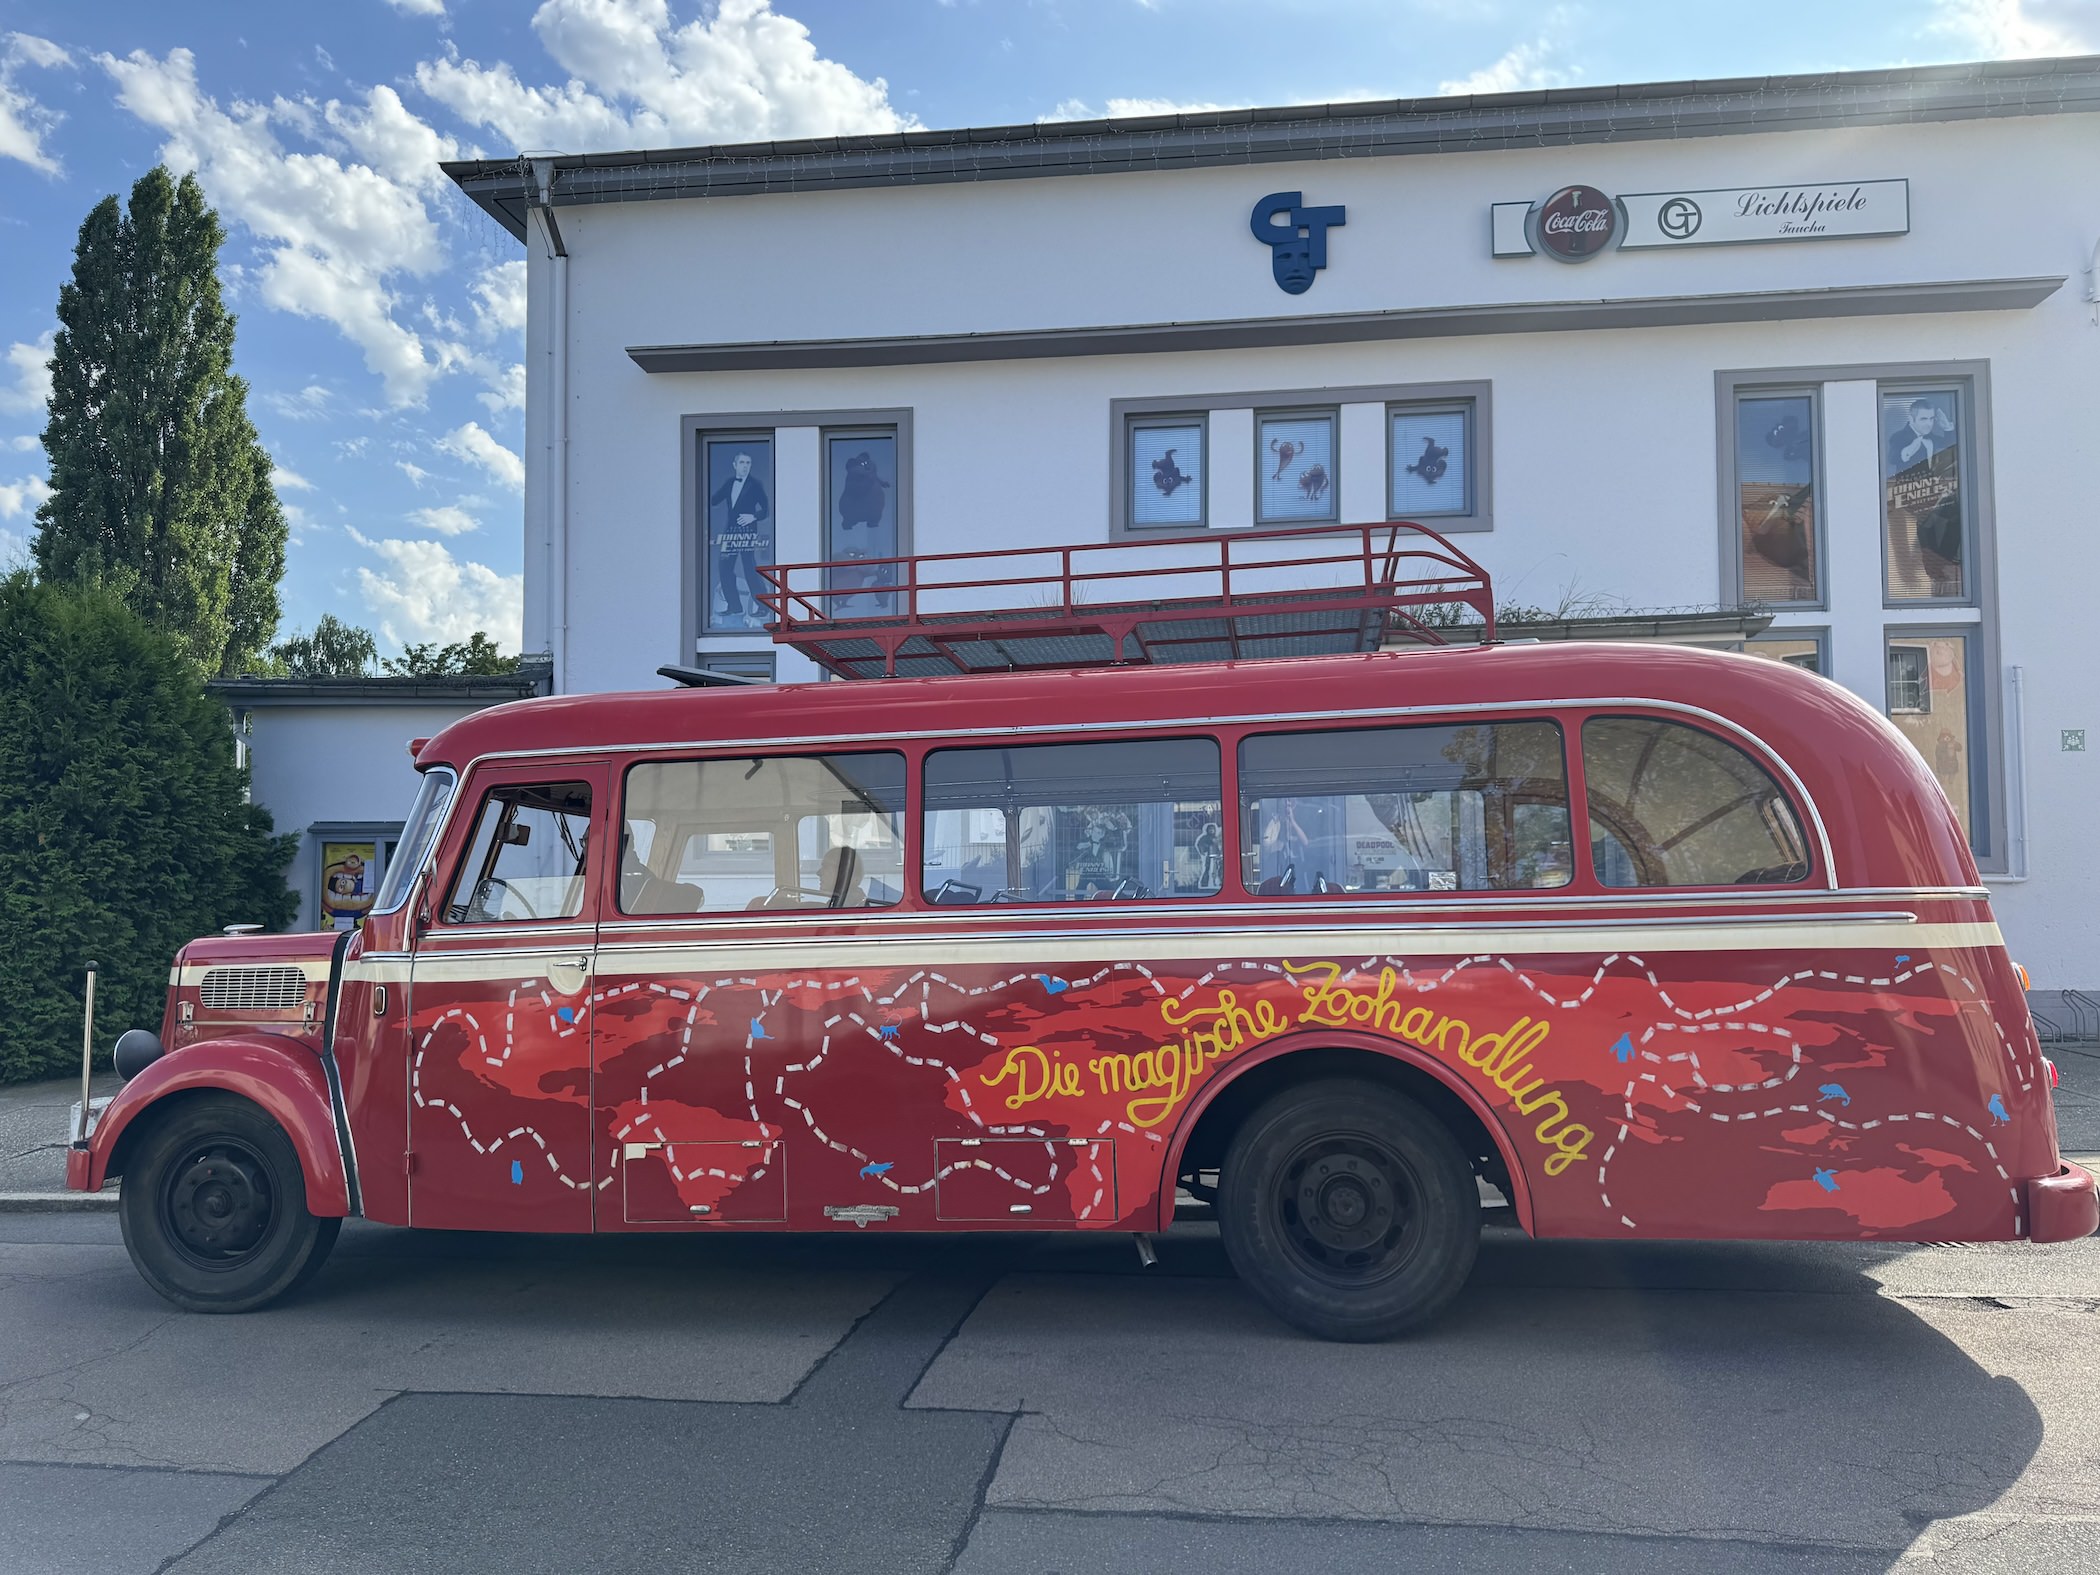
[68,524,2096,1340]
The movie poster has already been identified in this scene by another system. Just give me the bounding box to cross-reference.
[825,432,899,617]
[1885,635,1974,839]
[1882,391,1965,600]
[704,435,775,631]
[320,842,378,930]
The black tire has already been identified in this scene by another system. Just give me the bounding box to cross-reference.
[1218,1079,1480,1341]
[117,1093,342,1313]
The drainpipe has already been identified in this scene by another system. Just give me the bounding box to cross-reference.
[527,157,570,693]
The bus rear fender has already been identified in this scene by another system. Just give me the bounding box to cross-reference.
[72,1036,352,1216]
[1155,1030,1536,1235]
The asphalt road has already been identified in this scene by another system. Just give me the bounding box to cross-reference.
[2,1212,2096,1574]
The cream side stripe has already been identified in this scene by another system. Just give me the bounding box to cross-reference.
[373,921,2003,985]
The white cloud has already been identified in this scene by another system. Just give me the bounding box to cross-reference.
[478,361,526,414]
[1042,96,1245,121]
[99,48,471,407]
[470,260,527,339]
[265,383,335,421]
[0,332,53,416]
[270,464,316,492]
[5,434,36,452]
[386,0,449,15]
[410,502,479,535]
[0,33,72,175]
[1929,0,2099,55]
[437,420,524,491]
[351,528,522,646]
[415,0,918,153]
[0,473,51,519]
[398,459,433,486]
[0,525,26,566]
[1438,35,1575,97]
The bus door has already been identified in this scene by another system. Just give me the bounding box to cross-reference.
[406,762,606,1232]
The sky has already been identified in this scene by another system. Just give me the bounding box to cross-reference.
[0,0,2094,659]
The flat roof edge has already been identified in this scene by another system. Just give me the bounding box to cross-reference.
[444,55,2100,234]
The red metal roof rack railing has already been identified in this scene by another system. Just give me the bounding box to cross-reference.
[756,520,1495,680]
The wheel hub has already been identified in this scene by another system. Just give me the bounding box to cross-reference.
[166,1146,273,1262]
[1294,1152,1396,1254]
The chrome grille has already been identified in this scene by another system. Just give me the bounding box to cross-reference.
[197,966,308,1013]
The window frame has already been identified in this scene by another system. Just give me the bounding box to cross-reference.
[1877,377,1979,609]
[1717,382,1827,611]
[1743,629,1830,677]
[918,731,1228,909]
[819,422,912,615]
[1120,411,1211,535]
[435,774,602,930]
[614,747,912,921]
[1253,405,1340,527]
[1234,716,1576,900]
[1576,712,1818,892]
[1386,397,1480,523]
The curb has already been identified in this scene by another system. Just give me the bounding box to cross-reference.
[0,1189,118,1213]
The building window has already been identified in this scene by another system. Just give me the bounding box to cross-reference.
[1884,629,1986,852]
[1733,391,1819,605]
[1583,717,1811,888]
[1127,416,1206,531]
[620,752,906,915]
[1240,720,1570,895]
[1256,409,1337,524]
[692,651,777,683]
[921,737,1223,904]
[313,826,403,931]
[1880,384,1970,603]
[1389,401,1473,519]
[700,431,775,633]
[823,427,902,617]
[1745,633,1827,675]
[1885,644,1929,713]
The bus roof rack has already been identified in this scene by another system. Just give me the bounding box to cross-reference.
[758,520,1494,680]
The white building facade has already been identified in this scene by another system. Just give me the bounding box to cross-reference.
[446,56,2100,998]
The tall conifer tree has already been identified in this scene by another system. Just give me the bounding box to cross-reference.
[33,167,286,676]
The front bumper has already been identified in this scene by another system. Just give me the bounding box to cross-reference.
[2026,1162,2099,1243]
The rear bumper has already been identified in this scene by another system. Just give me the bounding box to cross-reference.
[2027,1162,2099,1243]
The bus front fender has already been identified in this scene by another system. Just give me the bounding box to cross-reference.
[1153,1028,1536,1236]
[69,1036,352,1216]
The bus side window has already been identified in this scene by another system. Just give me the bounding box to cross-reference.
[442,781,594,924]
[1580,717,1811,888]
[618,752,906,915]
[921,737,1223,904]
[1239,720,1571,895]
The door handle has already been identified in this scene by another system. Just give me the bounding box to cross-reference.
[546,955,591,994]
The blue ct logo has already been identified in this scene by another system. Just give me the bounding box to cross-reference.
[1250,191,1346,294]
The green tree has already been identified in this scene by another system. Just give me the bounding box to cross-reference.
[32,166,286,677]
[381,631,520,677]
[0,572,295,1083]
[267,613,378,678]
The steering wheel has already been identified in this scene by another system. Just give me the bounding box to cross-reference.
[475,876,539,921]
[1103,878,1149,901]
[930,878,983,905]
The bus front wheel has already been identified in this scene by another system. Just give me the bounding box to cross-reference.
[117,1093,342,1313]
[1217,1079,1480,1341]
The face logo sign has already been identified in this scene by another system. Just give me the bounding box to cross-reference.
[1249,191,1347,294]
[1531,183,1620,262]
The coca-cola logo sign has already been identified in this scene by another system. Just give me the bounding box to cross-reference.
[1531,184,1620,262]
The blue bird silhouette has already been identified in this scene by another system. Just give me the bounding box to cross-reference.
[510,1159,524,1185]
[750,1017,771,1040]
[1818,1083,1851,1108]
[556,1006,576,1024]
[1812,1167,1839,1193]
[877,1024,901,1040]
[1894,954,1912,966]
[1987,1094,2010,1125]
[1034,974,1070,995]
[1609,1034,1634,1065]
[859,1161,894,1179]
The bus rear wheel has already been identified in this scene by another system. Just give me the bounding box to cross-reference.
[118,1093,341,1313]
[1217,1079,1480,1341]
